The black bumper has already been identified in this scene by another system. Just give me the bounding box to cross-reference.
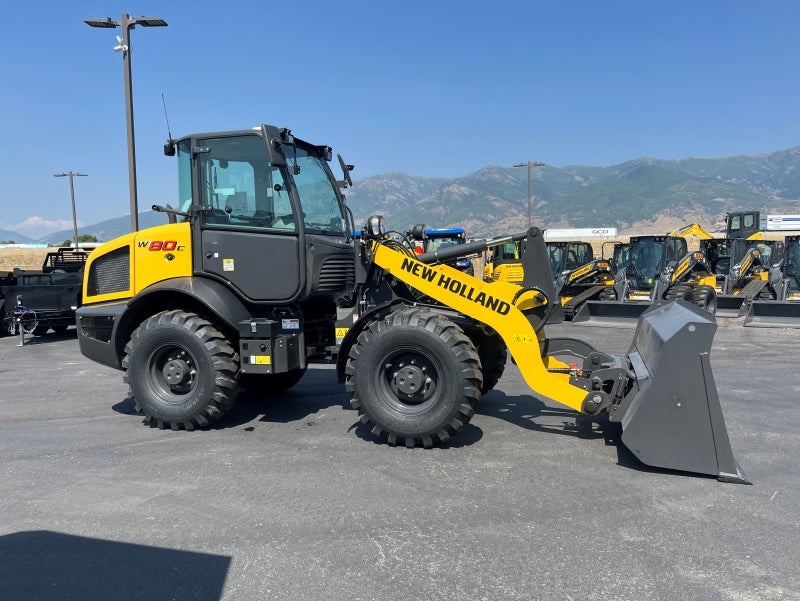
[76,302,128,370]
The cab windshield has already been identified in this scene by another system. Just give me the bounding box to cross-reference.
[425,235,462,253]
[188,133,346,236]
[630,239,664,285]
[548,245,566,278]
[290,146,346,236]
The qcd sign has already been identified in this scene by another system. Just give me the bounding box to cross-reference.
[544,227,618,239]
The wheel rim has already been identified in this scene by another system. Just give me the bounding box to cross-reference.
[145,343,198,404]
[374,348,441,415]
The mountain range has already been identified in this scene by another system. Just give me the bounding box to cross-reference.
[8,146,800,244]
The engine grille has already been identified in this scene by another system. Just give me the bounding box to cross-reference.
[317,256,355,293]
[87,246,131,297]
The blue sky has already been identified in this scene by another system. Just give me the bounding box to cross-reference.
[2,0,799,238]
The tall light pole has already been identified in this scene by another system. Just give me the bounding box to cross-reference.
[54,172,88,248]
[512,161,545,227]
[85,14,168,233]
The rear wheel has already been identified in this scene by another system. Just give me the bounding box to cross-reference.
[123,310,240,430]
[345,308,482,448]
[469,329,507,394]
[32,325,50,336]
[690,285,717,315]
[51,325,69,333]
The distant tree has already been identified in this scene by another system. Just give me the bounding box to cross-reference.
[0,240,15,244]
[61,234,100,246]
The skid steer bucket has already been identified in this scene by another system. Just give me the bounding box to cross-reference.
[610,300,750,483]
[571,300,651,328]
[744,300,800,328]
[715,294,748,318]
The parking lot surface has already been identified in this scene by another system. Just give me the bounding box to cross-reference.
[1,320,798,601]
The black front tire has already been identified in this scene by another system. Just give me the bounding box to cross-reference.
[345,308,482,448]
[122,310,239,430]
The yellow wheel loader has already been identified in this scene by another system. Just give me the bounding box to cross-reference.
[75,123,748,483]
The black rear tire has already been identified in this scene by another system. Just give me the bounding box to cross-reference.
[469,329,507,394]
[122,310,239,430]
[32,325,50,336]
[345,308,482,448]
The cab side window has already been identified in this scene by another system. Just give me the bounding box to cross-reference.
[198,135,296,233]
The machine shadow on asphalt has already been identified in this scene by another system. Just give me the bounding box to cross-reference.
[0,530,230,601]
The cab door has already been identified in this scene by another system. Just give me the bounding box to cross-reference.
[190,133,304,303]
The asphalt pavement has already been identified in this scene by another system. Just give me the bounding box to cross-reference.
[0,319,798,601]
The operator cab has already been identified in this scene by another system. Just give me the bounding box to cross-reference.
[173,125,354,304]
[546,241,593,279]
[627,236,686,289]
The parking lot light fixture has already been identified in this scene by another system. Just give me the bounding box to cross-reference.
[84,14,168,232]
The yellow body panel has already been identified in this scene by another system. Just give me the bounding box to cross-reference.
[667,223,713,239]
[82,223,193,303]
[371,243,588,412]
[490,263,524,283]
[131,223,193,293]
[568,262,593,281]
[698,274,717,287]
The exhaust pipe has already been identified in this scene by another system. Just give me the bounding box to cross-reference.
[609,300,750,484]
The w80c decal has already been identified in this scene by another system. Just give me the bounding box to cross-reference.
[138,240,186,251]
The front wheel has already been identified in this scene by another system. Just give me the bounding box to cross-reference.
[122,310,240,430]
[345,308,482,448]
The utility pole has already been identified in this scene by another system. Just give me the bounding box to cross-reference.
[54,172,88,248]
[513,161,545,227]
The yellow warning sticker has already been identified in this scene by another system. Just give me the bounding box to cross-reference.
[223,258,235,272]
[252,355,271,365]
[335,328,349,339]
[512,334,535,344]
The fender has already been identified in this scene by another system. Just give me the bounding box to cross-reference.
[128,276,251,334]
[336,298,405,382]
